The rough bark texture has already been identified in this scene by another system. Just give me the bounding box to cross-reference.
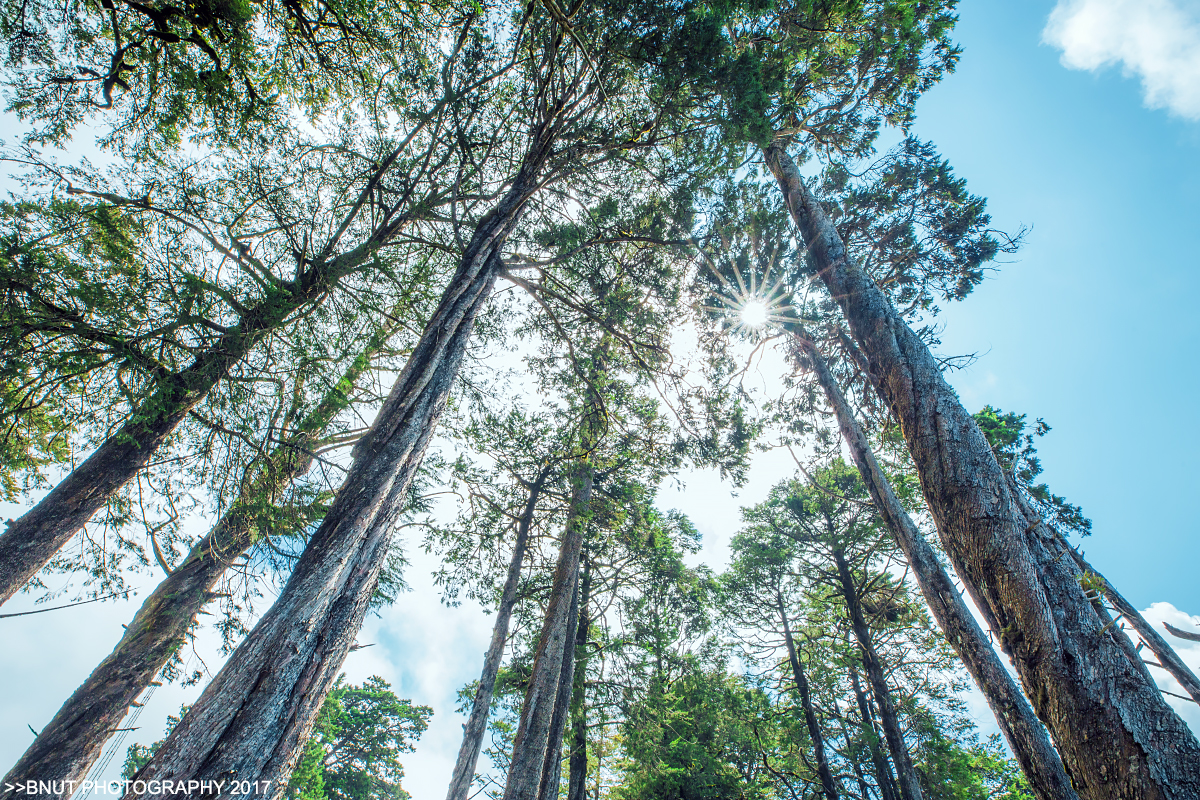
[764,142,1200,799]
[850,665,899,800]
[0,322,399,800]
[536,568,581,800]
[506,333,606,800]
[835,549,923,800]
[565,559,592,800]
[797,335,1079,800]
[123,131,552,798]
[445,467,551,800]
[504,460,593,800]
[1053,516,1200,707]
[779,596,839,800]
[0,153,408,606]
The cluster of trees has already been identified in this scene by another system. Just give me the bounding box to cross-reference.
[1,0,1198,799]
[123,677,431,800]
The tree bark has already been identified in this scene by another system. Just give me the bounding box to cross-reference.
[831,697,874,800]
[565,558,592,800]
[795,334,1079,800]
[764,141,1200,799]
[779,595,839,800]
[445,465,552,800]
[850,665,899,800]
[1,317,402,800]
[122,123,556,798]
[0,154,410,607]
[537,566,581,800]
[504,458,593,800]
[835,549,923,800]
[1009,484,1200,708]
[506,330,607,800]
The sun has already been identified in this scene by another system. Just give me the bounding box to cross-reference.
[740,299,769,328]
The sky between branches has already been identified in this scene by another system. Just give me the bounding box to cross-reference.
[2,1,1199,798]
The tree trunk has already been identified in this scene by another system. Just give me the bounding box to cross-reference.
[835,549,923,800]
[566,558,592,800]
[1069,545,1200,706]
[764,142,1200,799]
[536,567,581,800]
[0,152,410,607]
[122,126,555,798]
[445,466,552,800]
[779,594,839,800]
[832,697,875,800]
[795,334,1079,800]
[850,665,899,800]
[504,459,593,800]
[506,330,606,800]
[0,316,402,800]
[1006,477,1200,709]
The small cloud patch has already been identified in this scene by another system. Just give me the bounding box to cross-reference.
[1044,0,1200,120]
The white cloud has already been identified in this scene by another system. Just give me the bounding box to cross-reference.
[1043,0,1200,120]
[1136,602,1200,732]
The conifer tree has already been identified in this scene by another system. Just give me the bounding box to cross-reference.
[0,27,497,604]
[122,3,710,791]
[1,305,420,799]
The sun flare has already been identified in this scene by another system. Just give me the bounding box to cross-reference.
[740,299,769,328]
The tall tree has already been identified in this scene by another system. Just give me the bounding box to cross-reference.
[0,307,418,800]
[763,142,1200,797]
[123,3,687,790]
[444,452,556,800]
[792,337,1078,800]
[722,530,841,800]
[0,27,492,604]
[737,465,925,800]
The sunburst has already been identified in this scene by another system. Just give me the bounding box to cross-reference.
[699,254,796,334]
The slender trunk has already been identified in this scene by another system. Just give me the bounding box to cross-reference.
[505,460,594,800]
[796,334,1079,800]
[835,549,922,800]
[123,125,556,799]
[566,559,592,800]
[851,665,899,800]
[505,335,606,800]
[537,566,581,800]
[0,153,410,607]
[445,466,552,800]
[1,317,402,800]
[764,142,1200,799]
[779,594,839,800]
[832,697,874,800]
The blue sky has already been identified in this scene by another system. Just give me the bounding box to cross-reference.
[908,0,1200,614]
[3,2,1200,798]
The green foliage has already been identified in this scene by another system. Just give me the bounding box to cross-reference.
[285,676,432,800]
[121,705,190,779]
[914,727,1034,800]
[614,670,775,800]
[822,137,1022,315]
[974,405,1092,537]
[0,374,72,501]
[0,0,456,150]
